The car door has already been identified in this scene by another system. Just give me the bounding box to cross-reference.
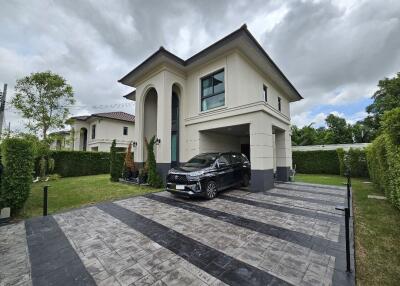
[215,154,234,189]
[229,153,242,184]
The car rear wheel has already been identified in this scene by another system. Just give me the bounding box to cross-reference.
[242,174,250,187]
[205,181,217,199]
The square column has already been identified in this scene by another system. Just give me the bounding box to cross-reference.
[249,115,274,191]
[155,80,172,182]
[275,130,292,181]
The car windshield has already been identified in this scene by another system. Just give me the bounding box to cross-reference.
[184,154,217,168]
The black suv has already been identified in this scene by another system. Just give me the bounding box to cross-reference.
[166,152,251,199]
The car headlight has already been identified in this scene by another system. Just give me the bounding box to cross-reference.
[188,170,204,177]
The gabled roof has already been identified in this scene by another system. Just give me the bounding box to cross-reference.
[70,112,135,123]
[119,24,303,101]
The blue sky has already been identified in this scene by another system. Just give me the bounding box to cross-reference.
[1,0,399,132]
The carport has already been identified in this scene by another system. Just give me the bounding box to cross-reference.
[197,121,291,192]
[199,124,250,160]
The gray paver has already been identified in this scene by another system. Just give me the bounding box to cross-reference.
[156,191,341,242]
[54,207,223,286]
[0,222,32,286]
[116,196,335,285]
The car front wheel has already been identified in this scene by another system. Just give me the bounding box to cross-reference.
[205,180,217,199]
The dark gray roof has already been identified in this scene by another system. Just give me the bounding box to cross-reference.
[70,112,135,123]
[119,24,303,100]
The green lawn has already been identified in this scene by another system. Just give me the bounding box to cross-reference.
[19,174,161,219]
[296,173,400,286]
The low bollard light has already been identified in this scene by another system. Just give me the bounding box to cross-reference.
[43,186,49,216]
[335,205,351,272]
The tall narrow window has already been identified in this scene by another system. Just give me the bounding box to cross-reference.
[123,127,128,135]
[91,124,96,139]
[263,85,268,102]
[278,97,282,111]
[201,69,225,111]
[171,92,179,167]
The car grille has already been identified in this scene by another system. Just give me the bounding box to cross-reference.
[167,174,188,184]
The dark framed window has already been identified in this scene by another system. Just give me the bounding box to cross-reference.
[201,69,225,111]
[91,124,96,139]
[263,85,268,102]
[278,97,282,111]
[123,126,128,135]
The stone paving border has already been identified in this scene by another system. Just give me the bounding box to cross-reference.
[277,182,346,191]
[25,216,96,286]
[274,186,345,198]
[98,202,290,286]
[0,222,31,286]
[262,191,340,206]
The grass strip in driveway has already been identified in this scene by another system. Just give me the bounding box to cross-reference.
[19,174,161,219]
[295,173,400,286]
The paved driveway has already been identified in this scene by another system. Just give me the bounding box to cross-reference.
[0,182,354,286]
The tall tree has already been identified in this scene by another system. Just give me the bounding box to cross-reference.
[351,121,374,143]
[12,71,74,139]
[365,72,400,135]
[324,114,353,144]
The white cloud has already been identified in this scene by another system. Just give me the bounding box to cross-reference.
[1,0,400,134]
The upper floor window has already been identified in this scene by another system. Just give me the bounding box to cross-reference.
[263,85,268,102]
[91,124,96,139]
[123,126,128,135]
[201,69,225,111]
[278,97,282,111]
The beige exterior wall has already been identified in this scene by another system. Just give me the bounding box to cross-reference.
[70,118,135,152]
[132,50,293,181]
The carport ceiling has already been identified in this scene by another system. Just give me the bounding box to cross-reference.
[201,124,249,136]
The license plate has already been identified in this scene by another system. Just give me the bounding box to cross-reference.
[176,185,185,190]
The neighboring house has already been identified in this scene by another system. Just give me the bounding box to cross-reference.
[68,112,135,152]
[292,143,370,152]
[120,25,302,191]
[49,130,72,150]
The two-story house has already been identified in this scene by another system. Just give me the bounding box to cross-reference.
[121,25,302,191]
[69,112,135,152]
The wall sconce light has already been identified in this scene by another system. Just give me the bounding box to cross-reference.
[155,138,161,145]
[132,141,137,147]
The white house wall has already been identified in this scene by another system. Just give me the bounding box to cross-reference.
[132,50,293,190]
[71,118,134,152]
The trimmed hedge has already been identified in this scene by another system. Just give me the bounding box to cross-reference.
[1,138,34,215]
[346,148,369,178]
[38,150,125,178]
[293,149,369,177]
[367,108,400,210]
[293,150,340,175]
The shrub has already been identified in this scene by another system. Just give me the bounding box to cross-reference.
[367,108,400,210]
[337,148,346,176]
[110,140,119,181]
[44,150,124,177]
[346,148,369,178]
[145,136,163,188]
[0,138,34,215]
[292,150,340,175]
